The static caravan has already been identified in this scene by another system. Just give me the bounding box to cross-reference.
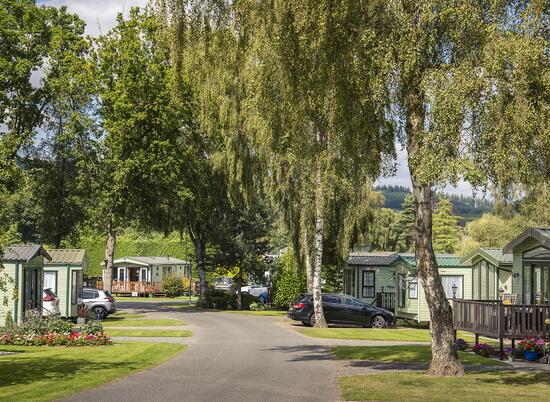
[43,249,87,318]
[105,256,191,295]
[461,248,512,301]
[392,254,472,323]
[503,227,550,304]
[0,244,51,325]
[344,252,400,310]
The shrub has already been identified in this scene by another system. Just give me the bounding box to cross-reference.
[272,249,306,307]
[44,316,74,335]
[249,301,266,311]
[4,311,14,328]
[451,338,468,352]
[162,274,185,298]
[198,289,264,310]
[20,310,48,336]
[473,343,494,357]
[79,321,104,336]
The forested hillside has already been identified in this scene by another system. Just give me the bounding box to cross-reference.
[375,185,493,223]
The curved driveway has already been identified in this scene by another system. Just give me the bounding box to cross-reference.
[63,303,339,402]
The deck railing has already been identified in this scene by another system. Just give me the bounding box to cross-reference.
[453,300,550,339]
[374,292,396,312]
[97,280,162,294]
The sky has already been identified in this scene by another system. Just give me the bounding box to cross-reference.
[39,0,475,197]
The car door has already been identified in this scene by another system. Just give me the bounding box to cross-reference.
[345,297,369,326]
[322,295,345,323]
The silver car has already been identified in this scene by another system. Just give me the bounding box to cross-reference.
[82,288,116,320]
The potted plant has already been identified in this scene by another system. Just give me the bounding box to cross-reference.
[505,347,516,362]
[517,336,545,362]
[76,303,89,325]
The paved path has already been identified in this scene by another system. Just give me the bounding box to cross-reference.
[63,303,339,402]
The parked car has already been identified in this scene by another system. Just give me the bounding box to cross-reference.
[287,293,394,328]
[241,284,269,303]
[42,288,60,316]
[82,288,116,320]
[213,277,233,291]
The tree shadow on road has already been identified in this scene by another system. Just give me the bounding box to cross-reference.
[261,344,335,362]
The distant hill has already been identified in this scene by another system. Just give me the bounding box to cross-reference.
[375,185,493,223]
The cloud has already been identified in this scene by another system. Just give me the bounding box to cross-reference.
[41,0,149,36]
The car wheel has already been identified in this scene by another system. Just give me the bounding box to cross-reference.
[92,306,107,321]
[309,314,316,327]
[302,320,311,327]
[370,315,386,328]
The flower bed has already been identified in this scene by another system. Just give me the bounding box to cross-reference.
[0,310,112,347]
[0,332,112,346]
[472,343,494,357]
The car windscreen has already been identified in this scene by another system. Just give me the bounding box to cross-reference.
[44,288,57,298]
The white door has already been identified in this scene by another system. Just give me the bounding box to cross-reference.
[140,268,148,282]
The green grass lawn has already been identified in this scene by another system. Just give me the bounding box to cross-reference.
[340,371,549,401]
[109,312,146,319]
[332,345,504,366]
[298,327,432,341]
[297,327,499,345]
[0,342,185,401]
[105,329,192,337]
[115,296,198,303]
[223,310,287,316]
[102,318,186,327]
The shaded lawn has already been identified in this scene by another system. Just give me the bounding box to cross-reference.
[106,329,192,337]
[298,327,499,345]
[332,345,505,366]
[102,318,186,327]
[340,371,550,401]
[0,342,185,401]
[223,310,287,316]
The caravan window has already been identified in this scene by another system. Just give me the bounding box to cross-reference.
[441,275,463,299]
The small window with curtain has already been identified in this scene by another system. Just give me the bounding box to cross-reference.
[441,275,463,299]
[362,271,375,298]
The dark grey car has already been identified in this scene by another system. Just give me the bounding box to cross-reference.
[287,293,394,328]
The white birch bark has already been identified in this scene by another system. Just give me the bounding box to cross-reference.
[103,219,115,292]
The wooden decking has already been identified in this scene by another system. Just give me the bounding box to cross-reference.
[98,280,162,294]
[453,300,550,359]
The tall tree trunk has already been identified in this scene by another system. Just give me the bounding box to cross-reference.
[407,92,464,376]
[303,228,313,293]
[235,270,242,310]
[192,236,208,298]
[103,219,115,293]
[312,164,327,328]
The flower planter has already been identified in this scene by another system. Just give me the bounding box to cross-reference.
[77,317,86,325]
[524,351,539,362]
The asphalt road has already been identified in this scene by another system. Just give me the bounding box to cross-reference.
[62,304,339,402]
